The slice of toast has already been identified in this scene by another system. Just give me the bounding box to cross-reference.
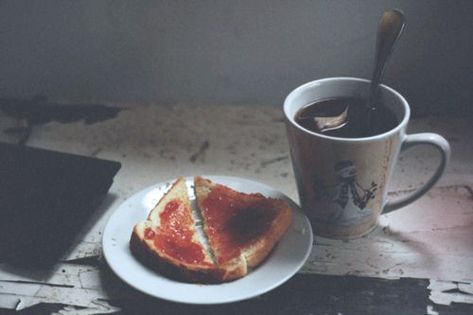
[194,176,293,282]
[130,177,221,283]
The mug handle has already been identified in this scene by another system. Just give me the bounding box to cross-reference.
[383,133,450,213]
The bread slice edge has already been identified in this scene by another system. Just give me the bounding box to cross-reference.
[194,176,293,281]
[130,177,222,283]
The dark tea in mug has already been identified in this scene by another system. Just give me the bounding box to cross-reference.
[294,97,399,138]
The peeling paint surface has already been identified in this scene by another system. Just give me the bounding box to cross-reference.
[0,104,472,312]
[428,280,473,306]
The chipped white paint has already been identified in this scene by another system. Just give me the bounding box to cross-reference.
[0,104,472,311]
[50,302,120,315]
[426,305,439,315]
[428,280,473,306]
[51,301,120,315]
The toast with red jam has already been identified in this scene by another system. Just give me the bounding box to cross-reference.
[194,176,293,281]
[130,177,221,282]
[130,176,293,283]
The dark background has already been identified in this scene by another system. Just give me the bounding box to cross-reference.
[1,1,473,116]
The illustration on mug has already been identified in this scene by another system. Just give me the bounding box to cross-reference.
[312,160,377,226]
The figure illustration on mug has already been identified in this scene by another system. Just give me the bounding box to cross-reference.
[312,160,377,226]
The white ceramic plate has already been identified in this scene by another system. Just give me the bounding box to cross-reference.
[102,176,313,304]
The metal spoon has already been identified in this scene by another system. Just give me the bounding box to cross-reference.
[313,106,349,132]
[367,9,405,111]
[312,9,405,132]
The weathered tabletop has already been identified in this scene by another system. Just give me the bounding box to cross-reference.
[0,103,472,314]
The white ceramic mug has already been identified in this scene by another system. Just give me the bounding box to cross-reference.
[284,77,450,239]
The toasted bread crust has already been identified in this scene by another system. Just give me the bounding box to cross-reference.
[243,198,292,268]
[130,176,293,283]
[194,176,293,279]
[147,177,189,223]
[130,177,220,283]
[130,225,223,283]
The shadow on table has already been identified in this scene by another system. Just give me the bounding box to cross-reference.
[374,219,439,272]
[3,272,472,315]
[99,270,473,315]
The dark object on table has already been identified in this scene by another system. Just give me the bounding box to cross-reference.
[1,96,122,145]
[0,143,121,266]
[109,274,472,315]
[0,96,121,126]
[1,274,471,315]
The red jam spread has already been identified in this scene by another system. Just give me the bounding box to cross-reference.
[147,199,211,266]
[201,186,277,264]
[144,228,155,239]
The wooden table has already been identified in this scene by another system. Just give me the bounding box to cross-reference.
[0,103,472,314]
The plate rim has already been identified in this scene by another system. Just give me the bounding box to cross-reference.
[102,175,313,304]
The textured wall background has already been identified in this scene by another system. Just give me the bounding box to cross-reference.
[1,1,472,115]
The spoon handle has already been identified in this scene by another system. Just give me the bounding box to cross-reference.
[368,9,406,110]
